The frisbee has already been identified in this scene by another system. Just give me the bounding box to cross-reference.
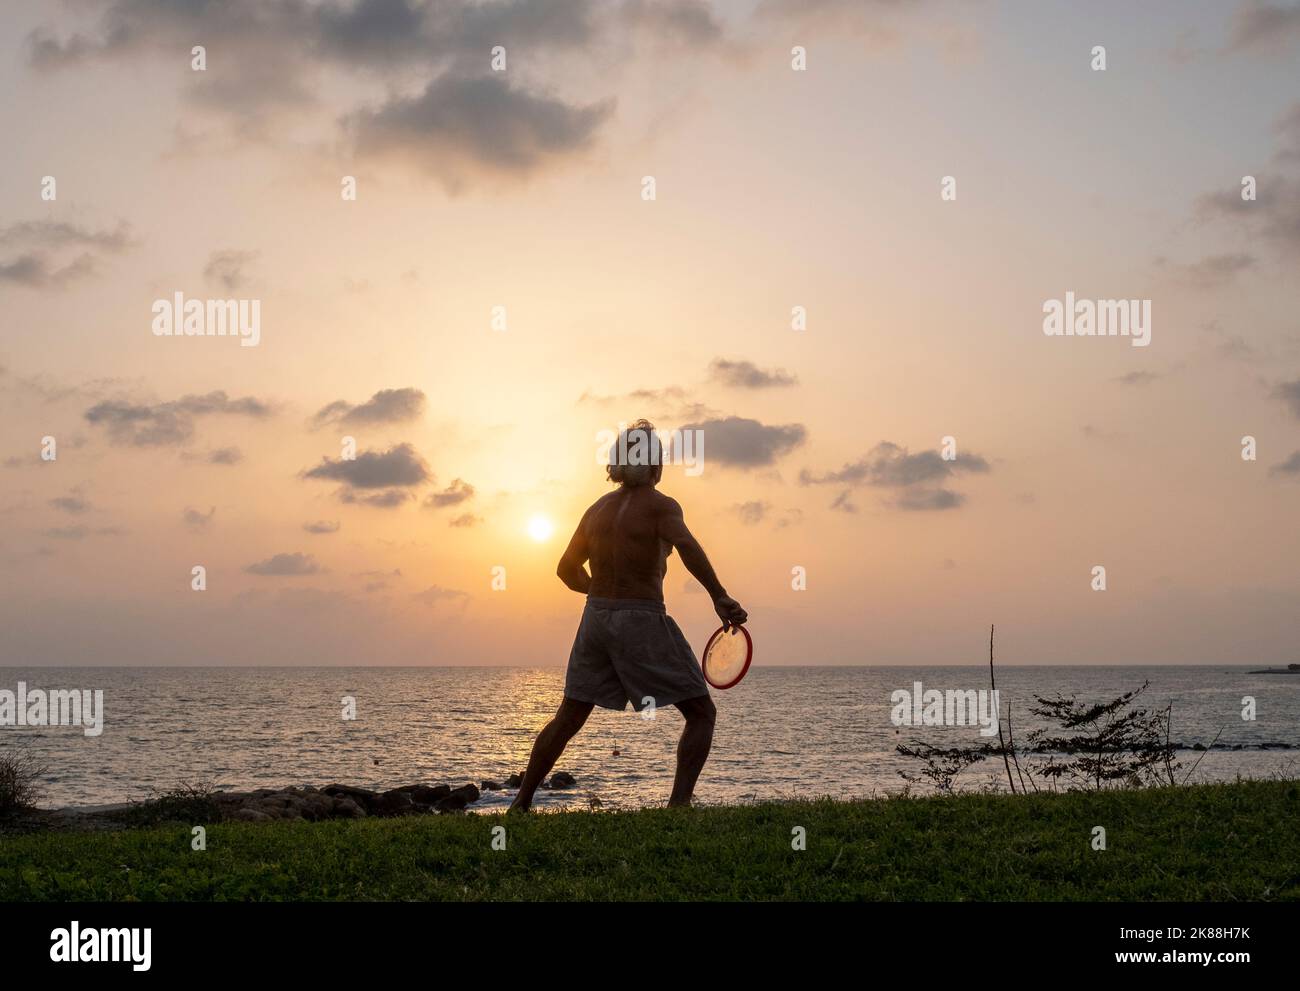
[701,624,753,689]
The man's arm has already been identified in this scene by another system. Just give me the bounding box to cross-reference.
[658,497,747,627]
[556,509,593,594]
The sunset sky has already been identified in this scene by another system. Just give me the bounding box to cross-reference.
[3,0,1299,667]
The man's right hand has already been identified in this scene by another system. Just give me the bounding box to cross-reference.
[713,595,747,630]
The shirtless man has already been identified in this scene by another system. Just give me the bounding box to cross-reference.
[509,420,747,811]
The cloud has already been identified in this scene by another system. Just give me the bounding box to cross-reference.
[731,500,769,525]
[412,584,468,608]
[1196,177,1300,257]
[1194,104,1300,259]
[23,0,627,175]
[27,1,320,137]
[801,441,989,488]
[1271,450,1300,475]
[1277,101,1300,161]
[1225,1,1300,55]
[0,219,132,252]
[203,249,259,290]
[303,520,341,534]
[358,567,402,594]
[801,441,990,511]
[448,512,482,528]
[84,391,272,446]
[339,488,412,508]
[0,220,133,290]
[1082,424,1124,442]
[708,358,797,389]
[423,478,474,509]
[182,446,245,465]
[754,0,922,45]
[0,252,98,289]
[311,388,426,428]
[677,416,806,467]
[578,385,691,408]
[245,552,322,576]
[1115,371,1160,387]
[318,0,600,63]
[41,525,125,540]
[348,73,614,191]
[17,0,719,191]
[896,488,963,511]
[183,506,216,531]
[27,0,615,73]
[1155,252,1257,288]
[618,0,724,48]
[208,447,243,465]
[829,490,858,514]
[302,442,431,491]
[1274,378,1300,418]
[50,493,90,514]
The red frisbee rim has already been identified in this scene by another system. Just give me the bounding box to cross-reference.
[701,624,753,690]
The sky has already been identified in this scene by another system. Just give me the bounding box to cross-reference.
[1,0,1299,667]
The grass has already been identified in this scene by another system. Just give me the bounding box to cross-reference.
[1,780,1296,901]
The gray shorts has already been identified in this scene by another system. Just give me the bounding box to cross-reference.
[564,597,710,712]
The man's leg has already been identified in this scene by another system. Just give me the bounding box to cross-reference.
[668,695,716,808]
[509,697,594,812]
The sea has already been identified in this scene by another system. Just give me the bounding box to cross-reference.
[1,666,1297,810]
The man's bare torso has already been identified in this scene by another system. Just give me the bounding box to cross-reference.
[583,486,673,601]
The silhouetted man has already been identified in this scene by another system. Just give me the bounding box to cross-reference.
[510,420,747,811]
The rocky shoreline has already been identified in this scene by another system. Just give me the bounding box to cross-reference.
[2,771,577,834]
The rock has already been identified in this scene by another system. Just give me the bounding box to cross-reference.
[505,773,523,788]
[208,781,520,821]
[332,797,366,818]
[323,784,380,805]
[434,793,468,813]
[413,784,450,805]
[375,789,415,816]
[549,771,577,789]
[303,795,335,820]
[449,783,480,804]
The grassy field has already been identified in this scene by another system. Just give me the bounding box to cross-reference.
[1,780,1296,901]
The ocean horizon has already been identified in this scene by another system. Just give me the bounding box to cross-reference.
[3,664,1296,809]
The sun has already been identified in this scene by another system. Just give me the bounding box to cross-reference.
[527,514,555,542]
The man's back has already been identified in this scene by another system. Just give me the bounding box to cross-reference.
[583,486,673,601]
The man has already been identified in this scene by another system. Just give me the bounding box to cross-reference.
[509,420,747,811]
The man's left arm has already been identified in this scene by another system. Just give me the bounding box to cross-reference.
[556,510,592,594]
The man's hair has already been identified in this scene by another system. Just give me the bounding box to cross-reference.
[607,418,663,487]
